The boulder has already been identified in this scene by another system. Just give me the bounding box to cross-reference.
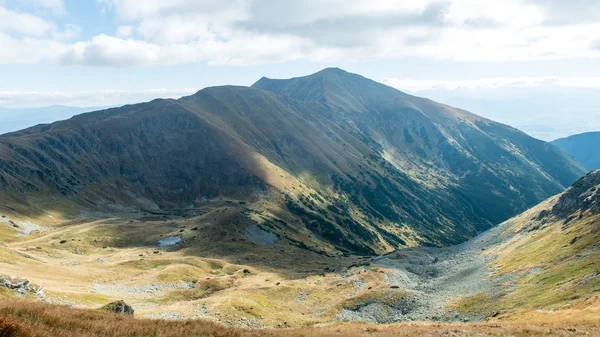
[100,300,135,316]
[1,275,30,291]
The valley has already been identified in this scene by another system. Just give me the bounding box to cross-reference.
[1,0,599,333]
[0,69,598,336]
[1,171,599,331]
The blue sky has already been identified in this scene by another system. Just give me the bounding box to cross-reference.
[1,0,600,140]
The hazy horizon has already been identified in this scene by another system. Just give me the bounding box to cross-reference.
[1,68,598,141]
[1,0,600,140]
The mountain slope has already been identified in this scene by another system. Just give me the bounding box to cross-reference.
[253,68,586,219]
[0,69,587,255]
[452,170,600,317]
[552,131,600,170]
[1,173,597,327]
[362,170,600,323]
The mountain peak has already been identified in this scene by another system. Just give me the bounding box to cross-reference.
[313,67,351,76]
[252,67,400,112]
[251,67,369,94]
[253,67,352,85]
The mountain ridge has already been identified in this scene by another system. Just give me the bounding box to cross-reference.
[0,68,587,255]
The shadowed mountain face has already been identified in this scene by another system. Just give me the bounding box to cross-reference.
[552,132,600,170]
[0,68,586,254]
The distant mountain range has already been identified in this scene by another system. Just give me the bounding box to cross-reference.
[0,105,110,136]
[413,87,600,141]
[0,68,587,254]
[552,132,600,170]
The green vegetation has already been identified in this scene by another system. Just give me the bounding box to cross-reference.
[454,172,600,316]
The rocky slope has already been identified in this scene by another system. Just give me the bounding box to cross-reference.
[0,68,587,255]
[452,170,600,317]
[552,131,600,170]
[342,170,600,323]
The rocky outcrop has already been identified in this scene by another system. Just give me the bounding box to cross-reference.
[552,170,600,218]
[0,275,45,300]
[100,301,135,316]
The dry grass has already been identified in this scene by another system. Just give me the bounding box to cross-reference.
[0,212,381,326]
[0,299,599,337]
[0,299,256,337]
[2,183,599,331]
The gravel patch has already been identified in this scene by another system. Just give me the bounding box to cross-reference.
[144,312,185,320]
[244,225,277,245]
[352,222,515,323]
[338,303,409,324]
[1,218,46,235]
[92,281,194,296]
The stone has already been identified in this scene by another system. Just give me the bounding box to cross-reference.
[100,300,135,316]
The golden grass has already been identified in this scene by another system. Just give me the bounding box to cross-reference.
[2,186,599,330]
[1,299,599,337]
[0,214,380,326]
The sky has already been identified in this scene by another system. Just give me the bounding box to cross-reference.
[1,0,600,140]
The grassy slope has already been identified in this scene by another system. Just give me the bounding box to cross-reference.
[1,299,599,337]
[1,178,599,331]
[1,177,599,328]
[0,199,408,327]
[452,172,600,317]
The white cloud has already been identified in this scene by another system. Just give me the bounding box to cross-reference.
[444,0,543,27]
[58,32,323,67]
[0,5,78,64]
[52,23,80,41]
[60,34,166,67]
[71,0,600,66]
[115,25,133,38]
[0,33,66,63]
[0,88,198,108]
[0,6,57,37]
[1,0,600,66]
[99,0,248,22]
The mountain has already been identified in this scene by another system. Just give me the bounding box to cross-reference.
[0,105,111,136]
[0,68,586,255]
[552,132,600,170]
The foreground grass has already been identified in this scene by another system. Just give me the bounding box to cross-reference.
[1,299,599,337]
